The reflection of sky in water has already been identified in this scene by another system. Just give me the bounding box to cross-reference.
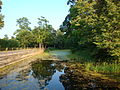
[0,61,65,90]
[0,70,40,90]
[45,70,64,90]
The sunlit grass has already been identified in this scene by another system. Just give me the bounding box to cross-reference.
[68,51,120,73]
[84,62,120,73]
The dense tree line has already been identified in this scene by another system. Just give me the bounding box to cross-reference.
[60,0,120,61]
[0,35,19,50]
[14,17,58,48]
[0,16,64,50]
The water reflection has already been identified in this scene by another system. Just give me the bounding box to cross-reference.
[0,59,120,90]
[32,60,55,89]
[15,68,31,81]
[0,60,65,90]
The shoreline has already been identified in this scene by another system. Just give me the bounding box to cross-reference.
[0,51,49,76]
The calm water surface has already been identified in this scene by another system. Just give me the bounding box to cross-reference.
[0,60,66,90]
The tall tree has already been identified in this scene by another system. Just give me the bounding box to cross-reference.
[93,0,120,59]
[16,17,31,30]
[32,16,54,48]
[14,17,32,48]
[61,0,120,61]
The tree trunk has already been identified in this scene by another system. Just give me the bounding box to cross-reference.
[39,43,41,48]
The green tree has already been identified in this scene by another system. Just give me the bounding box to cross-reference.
[53,30,65,49]
[3,34,9,40]
[32,26,46,48]
[32,16,54,48]
[61,0,120,61]
[0,14,4,29]
[93,0,120,59]
[0,0,4,29]
[14,17,32,48]
[15,30,34,48]
[16,17,31,30]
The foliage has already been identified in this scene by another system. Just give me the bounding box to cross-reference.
[15,30,34,47]
[0,0,4,29]
[53,30,65,49]
[32,16,55,48]
[16,17,31,30]
[68,51,120,73]
[88,62,120,73]
[0,38,19,49]
[3,34,8,40]
[14,17,34,47]
[0,14,4,29]
[61,0,120,61]
[13,16,56,48]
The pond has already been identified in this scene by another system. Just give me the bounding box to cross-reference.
[0,50,120,90]
[0,60,66,90]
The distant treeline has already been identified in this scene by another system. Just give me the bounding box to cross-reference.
[0,16,65,50]
[0,38,19,51]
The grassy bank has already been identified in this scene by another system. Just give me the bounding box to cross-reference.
[68,50,120,73]
[61,63,120,89]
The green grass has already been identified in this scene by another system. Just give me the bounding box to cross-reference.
[84,62,120,73]
[68,50,120,73]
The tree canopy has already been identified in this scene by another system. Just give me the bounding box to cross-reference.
[60,0,120,61]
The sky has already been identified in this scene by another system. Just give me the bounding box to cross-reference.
[0,0,69,38]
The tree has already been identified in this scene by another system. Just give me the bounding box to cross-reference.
[32,27,46,48]
[0,38,19,50]
[16,17,31,30]
[32,16,55,48]
[3,34,9,40]
[0,0,2,11]
[14,17,33,48]
[0,0,4,29]
[15,30,34,48]
[52,30,65,49]
[61,0,120,61]
[93,0,120,59]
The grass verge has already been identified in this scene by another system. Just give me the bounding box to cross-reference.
[68,50,120,73]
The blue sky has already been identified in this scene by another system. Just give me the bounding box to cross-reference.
[0,0,69,38]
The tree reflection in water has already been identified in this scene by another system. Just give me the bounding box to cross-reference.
[31,60,64,89]
[0,60,65,90]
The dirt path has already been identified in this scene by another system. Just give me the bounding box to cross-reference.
[0,49,36,56]
[0,49,41,68]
